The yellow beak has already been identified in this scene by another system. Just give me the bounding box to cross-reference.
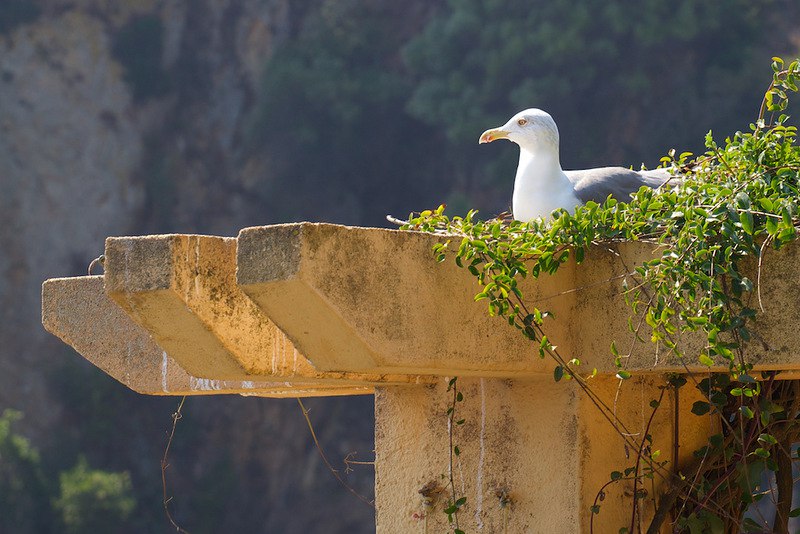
[479,128,509,144]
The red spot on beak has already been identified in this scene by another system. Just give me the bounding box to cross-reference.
[479,128,508,144]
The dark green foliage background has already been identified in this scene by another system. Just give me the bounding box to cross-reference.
[248,0,798,223]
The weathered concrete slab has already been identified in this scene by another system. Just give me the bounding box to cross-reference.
[47,224,800,391]
[42,276,369,397]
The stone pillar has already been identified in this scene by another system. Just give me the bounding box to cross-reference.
[376,375,709,533]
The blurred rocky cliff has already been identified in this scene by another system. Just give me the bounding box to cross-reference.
[0,1,375,532]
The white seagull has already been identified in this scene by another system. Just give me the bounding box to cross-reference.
[479,108,673,222]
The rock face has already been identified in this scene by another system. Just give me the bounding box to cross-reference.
[1,1,374,532]
[0,9,145,434]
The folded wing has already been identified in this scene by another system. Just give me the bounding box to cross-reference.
[566,167,676,205]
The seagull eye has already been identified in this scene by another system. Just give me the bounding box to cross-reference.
[517,118,528,126]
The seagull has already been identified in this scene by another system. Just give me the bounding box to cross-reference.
[479,108,674,222]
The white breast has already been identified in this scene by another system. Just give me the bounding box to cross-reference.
[512,152,582,221]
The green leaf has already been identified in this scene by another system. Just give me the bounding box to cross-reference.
[709,391,728,407]
[698,354,714,367]
[539,336,551,356]
[669,375,687,388]
[691,401,711,416]
[758,433,777,446]
[616,370,631,380]
[686,316,708,326]
[553,365,564,382]
[703,512,725,534]
[766,217,779,235]
[753,447,770,458]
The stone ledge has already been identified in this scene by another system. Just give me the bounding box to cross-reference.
[43,223,800,398]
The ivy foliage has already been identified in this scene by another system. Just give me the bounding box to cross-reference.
[403,59,800,531]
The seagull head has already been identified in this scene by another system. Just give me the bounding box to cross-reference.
[479,108,560,155]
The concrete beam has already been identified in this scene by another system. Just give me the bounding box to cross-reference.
[46,224,800,394]
[42,276,368,397]
[103,233,430,386]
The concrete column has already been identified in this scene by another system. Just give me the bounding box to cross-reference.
[375,375,708,533]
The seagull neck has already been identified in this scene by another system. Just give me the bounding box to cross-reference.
[517,147,567,184]
[512,145,579,221]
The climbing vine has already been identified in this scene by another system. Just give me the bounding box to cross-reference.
[444,377,466,534]
[401,58,800,532]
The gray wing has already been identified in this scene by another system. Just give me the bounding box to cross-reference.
[565,167,676,204]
